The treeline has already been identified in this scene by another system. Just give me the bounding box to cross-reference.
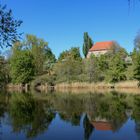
[1,32,140,87]
[0,3,140,88]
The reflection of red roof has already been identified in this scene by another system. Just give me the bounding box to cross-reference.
[92,121,113,131]
[89,41,114,51]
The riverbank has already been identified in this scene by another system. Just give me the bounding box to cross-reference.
[55,81,138,89]
[6,80,140,94]
[36,80,140,94]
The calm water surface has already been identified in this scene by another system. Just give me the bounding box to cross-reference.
[0,91,140,140]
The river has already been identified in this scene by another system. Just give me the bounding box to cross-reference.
[0,91,139,140]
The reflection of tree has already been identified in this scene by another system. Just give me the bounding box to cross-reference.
[7,91,140,139]
[9,93,55,138]
[135,122,140,140]
[59,112,81,126]
[132,96,140,122]
[83,114,94,140]
[108,95,128,132]
[27,102,55,138]
[0,92,8,117]
[52,93,83,126]
[86,92,128,132]
[52,92,129,132]
[132,95,140,139]
[0,92,9,139]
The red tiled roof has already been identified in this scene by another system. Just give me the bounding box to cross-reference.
[89,41,114,51]
[92,121,113,131]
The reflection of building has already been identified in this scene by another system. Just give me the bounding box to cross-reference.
[87,115,113,131]
[87,41,115,58]
[91,121,113,131]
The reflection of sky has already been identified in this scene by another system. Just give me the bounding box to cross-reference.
[0,113,139,140]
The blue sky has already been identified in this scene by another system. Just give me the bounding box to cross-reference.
[1,0,140,57]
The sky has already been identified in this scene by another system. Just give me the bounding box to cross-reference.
[1,0,140,57]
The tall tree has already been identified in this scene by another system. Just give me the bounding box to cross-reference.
[0,4,22,48]
[10,44,35,84]
[25,34,47,75]
[83,32,93,58]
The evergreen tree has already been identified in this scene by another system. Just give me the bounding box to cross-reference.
[83,32,93,58]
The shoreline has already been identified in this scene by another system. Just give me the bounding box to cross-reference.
[5,80,140,94]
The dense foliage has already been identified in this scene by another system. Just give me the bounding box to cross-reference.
[0,56,9,86]
[0,31,140,87]
[10,49,35,84]
[10,35,56,84]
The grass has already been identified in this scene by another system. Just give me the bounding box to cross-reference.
[54,81,140,94]
[55,81,139,89]
[55,82,112,89]
[7,80,140,94]
[115,80,138,88]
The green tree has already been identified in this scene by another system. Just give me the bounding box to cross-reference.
[58,47,81,61]
[0,4,22,48]
[97,55,109,81]
[0,56,6,86]
[83,32,93,58]
[25,34,48,75]
[10,45,35,84]
[43,47,56,73]
[84,55,100,83]
[132,48,137,61]
[0,55,10,87]
[133,32,140,87]
[54,58,82,83]
[55,47,82,83]
[106,54,127,83]
[134,53,140,87]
